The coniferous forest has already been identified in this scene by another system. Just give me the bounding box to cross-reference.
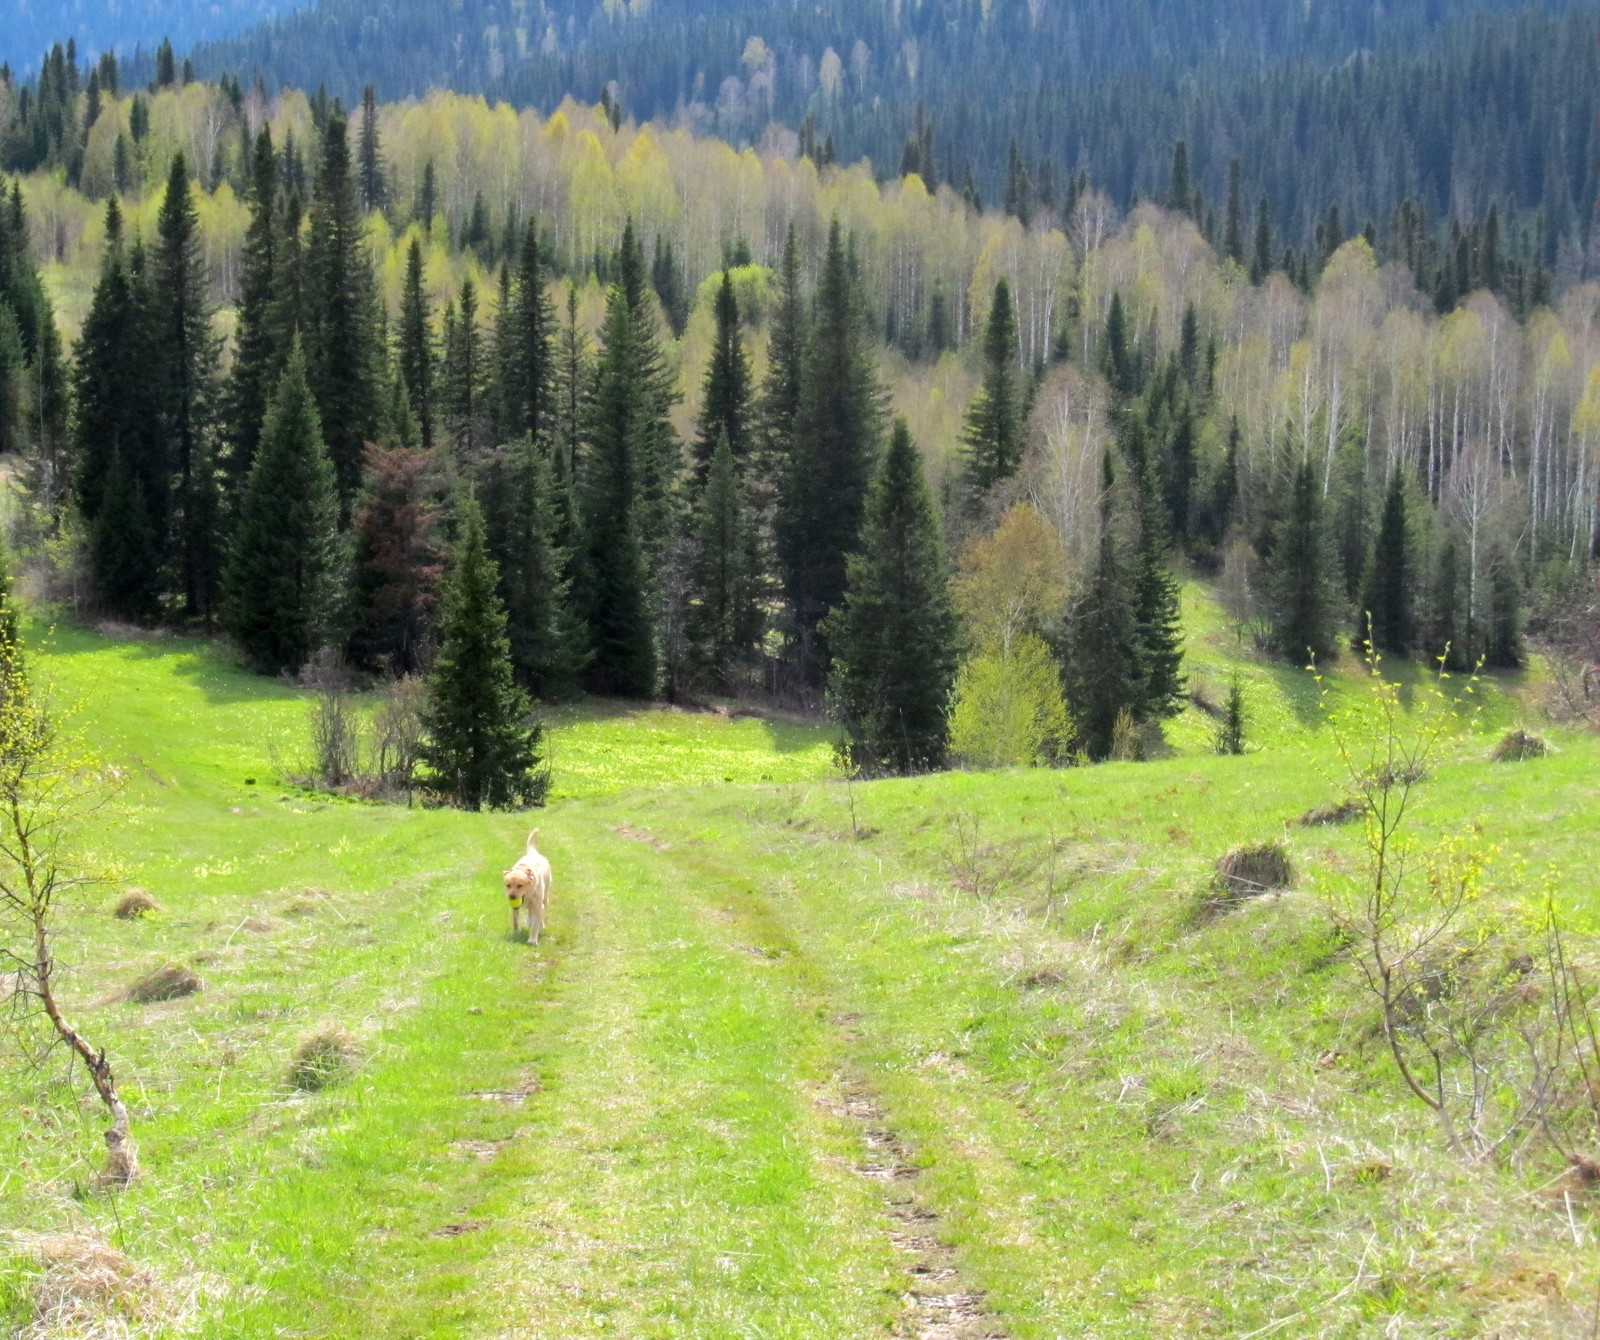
[0,13,1596,792]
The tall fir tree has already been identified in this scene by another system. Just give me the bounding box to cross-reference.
[420,494,548,810]
[478,439,587,699]
[154,151,223,621]
[357,84,386,215]
[822,420,957,774]
[685,431,762,686]
[777,219,884,668]
[1267,459,1340,663]
[440,275,487,457]
[691,270,752,488]
[224,340,348,674]
[1062,452,1140,761]
[755,224,806,516]
[1129,448,1185,718]
[396,234,435,448]
[73,201,163,617]
[224,127,282,495]
[579,222,680,698]
[306,113,381,506]
[958,278,1023,507]
[501,220,554,445]
[1360,468,1413,654]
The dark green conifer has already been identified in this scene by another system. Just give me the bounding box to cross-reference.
[154,151,223,621]
[1267,459,1340,663]
[440,275,487,456]
[224,341,348,675]
[755,224,805,513]
[959,278,1022,507]
[1063,453,1139,760]
[501,221,554,444]
[686,432,762,686]
[224,127,281,494]
[1360,468,1412,654]
[777,219,884,665]
[306,113,382,505]
[691,270,752,488]
[420,495,548,810]
[822,420,956,774]
[396,234,435,448]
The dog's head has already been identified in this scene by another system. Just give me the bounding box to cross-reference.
[504,867,532,908]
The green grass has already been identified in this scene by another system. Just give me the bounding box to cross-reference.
[2,593,1593,1337]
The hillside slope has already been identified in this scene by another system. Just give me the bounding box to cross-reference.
[1,606,1595,1336]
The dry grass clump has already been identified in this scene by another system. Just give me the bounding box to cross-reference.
[1213,843,1294,902]
[126,963,202,1004]
[10,1231,173,1339]
[1491,728,1547,762]
[113,889,160,919]
[1296,799,1362,827]
[289,1027,363,1092]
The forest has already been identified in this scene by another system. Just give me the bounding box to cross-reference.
[0,46,1596,790]
[173,0,1598,288]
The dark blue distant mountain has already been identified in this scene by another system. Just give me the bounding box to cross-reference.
[2,0,313,74]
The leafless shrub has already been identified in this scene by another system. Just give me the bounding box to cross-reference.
[372,675,427,800]
[302,652,360,791]
[946,812,1045,898]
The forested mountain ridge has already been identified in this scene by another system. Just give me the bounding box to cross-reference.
[1,1,307,74]
[180,0,1596,276]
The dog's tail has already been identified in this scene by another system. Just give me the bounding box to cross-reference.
[526,828,540,849]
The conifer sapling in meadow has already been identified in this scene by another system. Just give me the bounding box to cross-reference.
[823,419,957,774]
[421,495,549,810]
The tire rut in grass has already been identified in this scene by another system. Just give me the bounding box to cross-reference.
[629,821,1007,1340]
[826,1071,1007,1340]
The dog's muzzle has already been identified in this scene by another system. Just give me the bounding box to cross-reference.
[507,891,524,907]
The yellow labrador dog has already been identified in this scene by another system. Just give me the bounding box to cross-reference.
[503,829,553,945]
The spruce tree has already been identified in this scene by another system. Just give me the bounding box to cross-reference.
[478,439,586,699]
[1361,468,1412,654]
[224,341,348,675]
[778,219,884,666]
[755,224,806,515]
[579,227,675,698]
[440,275,486,456]
[1062,453,1140,761]
[958,278,1023,508]
[1267,460,1340,663]
[224,127,282,494]
[501,220,554,444]
[691,270,752,488]
[1130,450,1185,718]
[421,495,548,810]
[396,235,435,448]
[822,420,956,774]
[686,432,762,687]
[357,85,386,215]
[1223,159,1245,265]
[154,151,223,621]
[73,201,163,617]
[306,113,381,506]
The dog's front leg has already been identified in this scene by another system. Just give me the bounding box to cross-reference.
[510,903,521,938]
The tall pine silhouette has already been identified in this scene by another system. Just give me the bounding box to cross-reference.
[959,278,1023,508]
[224,340,348,674]
[823,420,956,774]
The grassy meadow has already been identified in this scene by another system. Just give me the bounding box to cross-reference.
[2,589,1598,1337]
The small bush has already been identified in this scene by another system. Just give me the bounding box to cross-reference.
[1491,728,1547,762]
[1214,843,1294,901]
[290,1027,362,1092]
[112,889,159,919]
[127,963,202,1003]
[1297,799,1362,827]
